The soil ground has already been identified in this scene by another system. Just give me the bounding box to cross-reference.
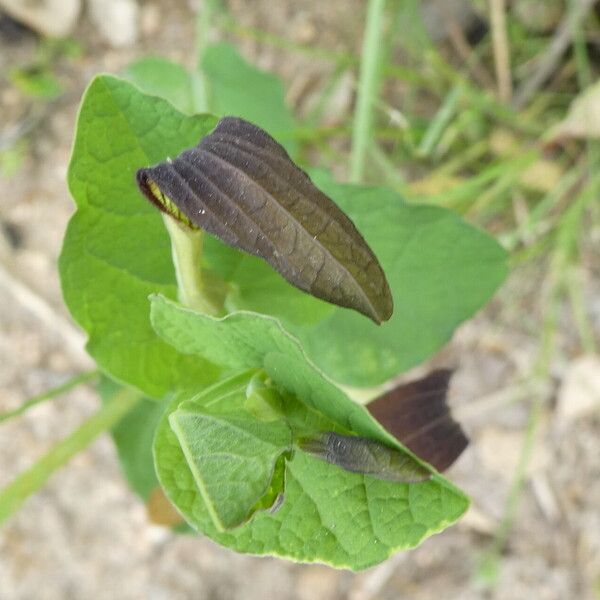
[1,1,599,599]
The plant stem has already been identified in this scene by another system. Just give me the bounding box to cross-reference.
[417,86,462,157]
[0,387,141,525]
[165,3,225,314]
[192,0,216,112]
[0,370,99,424]
[162,214,220,315]
[350,0,387,183]
[489,0,512,103]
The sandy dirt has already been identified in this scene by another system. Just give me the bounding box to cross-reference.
[0,1,599,599]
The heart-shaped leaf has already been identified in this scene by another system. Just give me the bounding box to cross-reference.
[58,75,221,398]
[151,305,469,569]
[170,401,291,531]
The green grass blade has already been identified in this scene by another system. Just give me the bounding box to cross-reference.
[0,387,141,525]
[350,0,387,183]
[0,370,99,425]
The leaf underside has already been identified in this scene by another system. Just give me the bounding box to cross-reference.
[60,72,507,393]
[136,116,393,324]
[169,405,292,530]
[154,368,470,570]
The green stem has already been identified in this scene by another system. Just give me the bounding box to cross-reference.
[350,0,387,183]
[417,86,462,158]
[170,2,225,313]
[163,214,220,315]
[0,370,100,425]
[478,390,544,585]
[192,0,216,112]
[0,387,141,525]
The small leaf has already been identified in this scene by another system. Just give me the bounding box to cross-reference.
[137,117,393,324]
[298,432,430,483]
[154,364,469,569]
[169,404,292,530]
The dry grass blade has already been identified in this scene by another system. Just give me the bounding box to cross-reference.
[489,0,513,103]
[513,0,599,109]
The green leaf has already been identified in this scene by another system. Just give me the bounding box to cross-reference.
[10,66,63,99]
[98,376,164,499]
[58,75,221,397]
[150,295,383,440]
[202,42,297,153]
[61,71,506,395]
[123,57,195,114]
[170,401,291,530]
[121,47,506,384]
[151,296,469,569]
[287,172,509,386]
[122,43,296,153]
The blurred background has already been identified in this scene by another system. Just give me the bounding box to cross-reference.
[0,0,599,598]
